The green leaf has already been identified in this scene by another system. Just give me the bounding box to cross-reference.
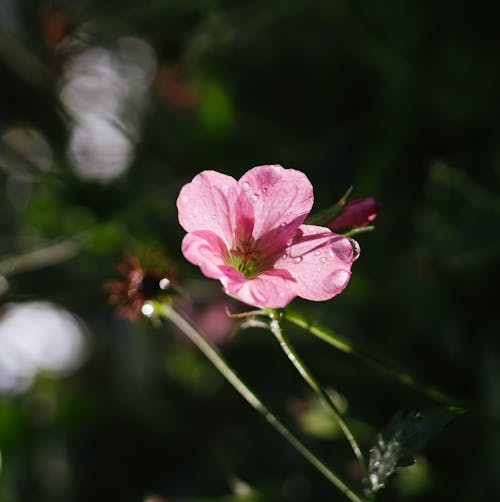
[365,407,458,494]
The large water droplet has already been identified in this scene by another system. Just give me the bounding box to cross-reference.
[323,270,350,293]
[250,193,259,202]
[349,238,361,261]
[266,164,282,181]
[292,256,303,264]
[319,256,327,263]
[242,181,250,190]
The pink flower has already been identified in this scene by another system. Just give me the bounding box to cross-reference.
[328,198,382,231]
[177,164,359,308]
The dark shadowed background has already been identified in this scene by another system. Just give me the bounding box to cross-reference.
[1,1,500,501]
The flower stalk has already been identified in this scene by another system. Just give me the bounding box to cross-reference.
[153,301,364,502]
[283,309,460,406]
[265,308,367,471]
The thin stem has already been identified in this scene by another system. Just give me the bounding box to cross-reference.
[0,233,87,277]
[156,302,364,502]
[283,309,461,406]
[266,310,366,471]
[343,226,375,237]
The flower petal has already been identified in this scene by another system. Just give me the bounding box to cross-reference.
[219,266,296,308]
[275,224,358,301]
[181,230,228,279]
[239,165,313,255]
[177,170,253,247]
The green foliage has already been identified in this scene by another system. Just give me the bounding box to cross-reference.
[365,408,457,494]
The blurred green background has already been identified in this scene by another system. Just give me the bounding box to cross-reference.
[1,1,500,501]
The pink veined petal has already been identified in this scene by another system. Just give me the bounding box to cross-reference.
[181,230,228,279]
[238,165,314,256]
[275,224,358,301]
[177,170,252,248]
[219,266,297,308]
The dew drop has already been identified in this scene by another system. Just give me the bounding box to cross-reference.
[261,187,268,194]
[280,222,287,227]
[242,181,250,190]
[292,256,303,264]
[141,302,155,317]
[250,193,259,202]
[159,278,171,290]
[314,250,321,256]
[349,238,361,261]
[211,214,217,219]
[319,256,327,263]
[281,252,288,260]
[323,270,350,293]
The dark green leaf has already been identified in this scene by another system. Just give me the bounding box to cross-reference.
[365,408,458,494]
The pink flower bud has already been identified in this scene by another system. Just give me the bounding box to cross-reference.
[328,198,382,231]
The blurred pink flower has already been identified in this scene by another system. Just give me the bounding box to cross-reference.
[328,198,382,231]
[177,164,359,308]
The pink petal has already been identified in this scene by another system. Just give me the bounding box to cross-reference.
[219,266,297,308]
[239,165,314,256]
[177,170,254,248]
[181,230,228,279]
[275,224,358,301]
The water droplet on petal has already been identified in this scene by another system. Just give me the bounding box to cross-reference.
[211,214,217,219]
[323,270,350,293]
[250,193,259,202]
[242,181,250,190]
[261,187,267,194]
[281,252,288,260]
[280,222,287,227]
[349,238,361,261]
[314,250,321,256]
[319,256,327,263]
[292,256,303,264]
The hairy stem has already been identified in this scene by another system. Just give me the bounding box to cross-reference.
[283,309,460,406]
[266,309,366,471]
[156,302,364,502]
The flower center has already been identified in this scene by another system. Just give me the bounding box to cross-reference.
[226,244,261,278]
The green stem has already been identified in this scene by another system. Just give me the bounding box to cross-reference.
[0,233,87,277]
[266,309,367,471]
[283,309,460,406]
[156,302,364,502]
